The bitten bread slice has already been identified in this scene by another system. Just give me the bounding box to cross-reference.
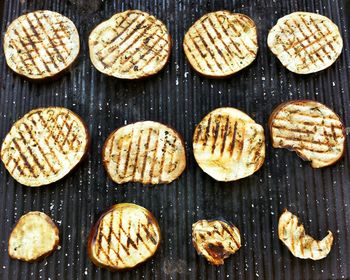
[3,10,80,79]
[89,10,171,79]
[192,219,241,265]
[268,12,343,74]
[269,100,345,168]
[278,209,333,260]
[88,203,161,270]
[8,211,59,262]
[1,107,90,187]
[193,107,265,181]
[183,11,258,77]
[103,121,186,185]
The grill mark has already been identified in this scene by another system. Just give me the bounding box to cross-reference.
[215,14,243,56]
[319,21,338,53]
[13,29,42,75]
[273,125,315,135]
[187,33,213,71]
[229,121,238,156]
[221,224,240,248]
[157,136,167,181]
[22,122,56,174]
[252,139,264,163]
[207,16,239,69]
[114,225,131,255]
[126,220,138,250]
[220,116,230,155]
[98,229,124,264]
[309,17,337,56]
[116,209,123,262]
[68,133,79,150]
[135,225,152,253]
[142,223,157,245]
[42,14,70,56]
[61,122,74,147]
[108,135,115,162]
[10,158,21,174]
[131,132,142,180]
[136,49,168,73]
[122,130,134,178]
[107,212,114,256]
[140,128,153,181]
[274,135,333,152]
[193,26,223,71]
[202,115,212,148]
[234,17,257,55]
[12,138,36,177]
[53,113,70,144]
[236,126,245,161]
[183,41,204,70]
[227,19,255,56]
[149,129,160,181]
[201,20,232,71]
[273,117,343,129]
[95,12,138,56]
[101,18,148,64]
[211,118,221,154]
[25,14,60,70]
[194,124,203,144]
[114,138,123,176]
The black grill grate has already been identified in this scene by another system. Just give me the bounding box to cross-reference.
[0,0,349,279]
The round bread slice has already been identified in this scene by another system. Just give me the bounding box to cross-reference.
[103,121,186,185]
[89,10,171,79]
[269,100,345,168]
[278,209,333,260]
[88,203,161,270]
[268,12,343,74]
[0,107,90,187]
[193,108,265,181]
[3,10,80,79]
[8,211,59,262]
[183,11,258,77]
[192,219,241,265]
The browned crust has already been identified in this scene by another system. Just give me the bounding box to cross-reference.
[87,203,161,271]
[183,11,258,79]
[102,121,186,185]
[8,211,60,262]
[4,10,80,81]
[0,107,90,186]
[268,99,346,167]
[89,10,172,80]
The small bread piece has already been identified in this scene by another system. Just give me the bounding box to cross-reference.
[1,107,90,187]
[3,10,80,79]
[269,100,345,168]
[8,211,59,262]
[192,220,241,265]
[193,107,265,181]
[89,10,171,79]
[88,203,161,270]
[278,209,333,260]
[183,11,258,77]
[268,12,343,74]
[103,121,186,185]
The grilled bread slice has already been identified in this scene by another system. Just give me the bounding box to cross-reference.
[278,209,333,260]
[8,211,59,262]
[193,108,265,181]
[269,100,345,168]
[103,121,186,185]
[89,10,171,79]
[1,107,89,187]
[3,10,80,80]
[192,219,241,265]
[268,12,343,74]
[88,203,161,270]
[183,11,258,77]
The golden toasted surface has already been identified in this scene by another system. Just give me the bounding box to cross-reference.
[278,209,333,260]
[269,100,345,168]
[103,121,186,185]
[193,107,265,181]
[3,10,80,79]
[183,11,258,77]
[192,220,241,265]
[268,12,343,74]
[88,203,161,270]
[89,10,171,79]
[8,211,59,262]
[1,107,89,187]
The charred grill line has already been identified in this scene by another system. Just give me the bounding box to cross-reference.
[188,33,213,71]
[220,116,230,155]
[234,18,256,55]
[149,129,160,180]
[202,115,212,148]
[273,117,343,129]
[157,136,167,181]
[122,130,134,177]
[131,132,142,180]
[140,128,153,181]
[12,138,35,177]
[236,126,245,161]
[183,41,203,70]
[211,118,221,154]
[228,121,237,156]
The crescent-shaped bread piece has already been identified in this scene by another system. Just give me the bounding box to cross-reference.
[269,100,345,168]
[3,10,80,79]
[193,107,265,181]
[278,209,333,260]
[89,10,171,79]
[192,219,241,265]
[268,12,343,74]
[88,203,161,270]
[8,211,59,262]
[0,107,90,187]
[103,121,186,185]
[183,11,258,77]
